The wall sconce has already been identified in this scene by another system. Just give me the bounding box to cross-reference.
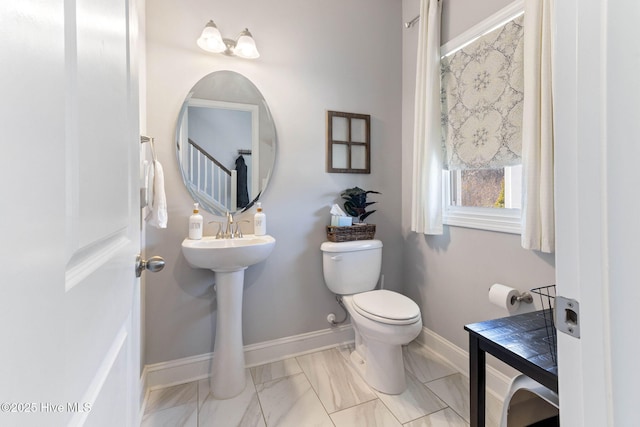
[197,20,260,59]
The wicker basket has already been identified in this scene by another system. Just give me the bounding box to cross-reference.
[326,224,376,242]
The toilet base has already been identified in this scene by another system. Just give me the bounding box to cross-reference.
[349,338,408,395]
[340,294,421,395]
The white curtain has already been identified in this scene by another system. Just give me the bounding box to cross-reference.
[521,0,554,252]
[411,0,443,235]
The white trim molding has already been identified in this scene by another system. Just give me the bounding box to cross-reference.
[444,205,521,235]
[142,324,355,391]
[142,322,512,405]
[416,326,512,401]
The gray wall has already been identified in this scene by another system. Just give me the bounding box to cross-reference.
[401,0,556,355]
[145,0,403,364]
[144,0,557,370]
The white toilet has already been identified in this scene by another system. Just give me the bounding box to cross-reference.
[320,239,422,394]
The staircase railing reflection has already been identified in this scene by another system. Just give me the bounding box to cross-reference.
[186,138,237,212]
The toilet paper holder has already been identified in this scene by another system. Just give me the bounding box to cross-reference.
[512,292,533,305]
[489,284,535,314]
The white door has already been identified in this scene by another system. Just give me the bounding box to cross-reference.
[554,0,640,425]
[0,1,142,426]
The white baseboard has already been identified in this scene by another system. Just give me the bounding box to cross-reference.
[243,323,354,367]
[142,324,355,391]
[142,323,512,402]
[416,326,511,400]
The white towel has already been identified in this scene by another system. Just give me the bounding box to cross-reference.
[147,160,168,228]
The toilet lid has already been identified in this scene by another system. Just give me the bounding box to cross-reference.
[352,290,420,324]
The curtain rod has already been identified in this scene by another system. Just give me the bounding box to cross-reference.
[405,15,420,29]
[405,0,442,29]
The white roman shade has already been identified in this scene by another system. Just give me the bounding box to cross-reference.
[441,15,524,170]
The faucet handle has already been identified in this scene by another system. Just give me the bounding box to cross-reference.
[233,220,250,238]
[208,221,224,239]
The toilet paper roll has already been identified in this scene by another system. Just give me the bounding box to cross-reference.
[489,283,520,314]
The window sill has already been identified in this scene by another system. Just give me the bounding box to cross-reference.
[443,206,521,234]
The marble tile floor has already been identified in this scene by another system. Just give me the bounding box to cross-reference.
[142,341,503,427]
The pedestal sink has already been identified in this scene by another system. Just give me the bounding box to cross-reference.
[182,235,276,399]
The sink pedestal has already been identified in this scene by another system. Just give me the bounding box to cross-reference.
[180,235,276,399]
[211,268,247,399]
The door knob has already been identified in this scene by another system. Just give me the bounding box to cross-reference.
[135,255,165,278]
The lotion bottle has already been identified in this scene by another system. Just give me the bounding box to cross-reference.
[254,202,266,235]
[189,203,203,240]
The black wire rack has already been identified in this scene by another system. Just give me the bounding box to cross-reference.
[530,284,557,365]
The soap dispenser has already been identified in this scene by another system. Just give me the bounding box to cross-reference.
[188,203,203,240]
[254,202,266,236]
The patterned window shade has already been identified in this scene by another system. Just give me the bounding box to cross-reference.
[441,15,524,170]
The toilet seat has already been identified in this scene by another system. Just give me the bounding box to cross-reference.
[352,290,420,325]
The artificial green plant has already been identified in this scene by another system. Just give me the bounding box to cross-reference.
[341,187,380,223]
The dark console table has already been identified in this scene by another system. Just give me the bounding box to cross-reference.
[464,310,558,427]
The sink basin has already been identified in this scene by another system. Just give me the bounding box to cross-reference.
[182,234,276,272]
[181,234,276,399]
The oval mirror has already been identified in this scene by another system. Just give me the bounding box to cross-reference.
[176,70,276,216]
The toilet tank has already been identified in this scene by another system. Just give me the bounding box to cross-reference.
[320,239,383,295]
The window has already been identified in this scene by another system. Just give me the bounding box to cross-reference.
[443,166,522,234]
[440,2,524,234]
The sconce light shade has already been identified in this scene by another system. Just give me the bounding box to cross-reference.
[197,20,226,53]
[233,29,260,59]
[197,21,260,59]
